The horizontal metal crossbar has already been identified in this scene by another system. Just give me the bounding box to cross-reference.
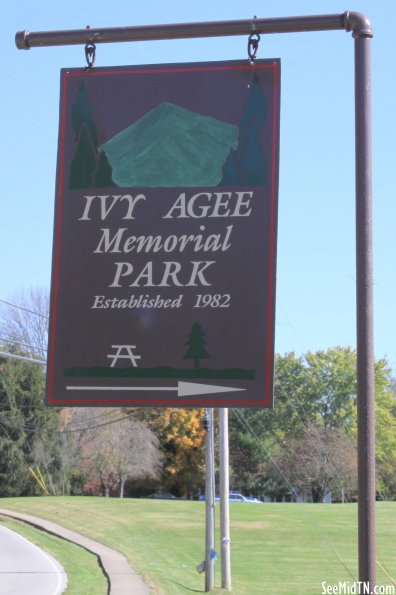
[15,11,372,50]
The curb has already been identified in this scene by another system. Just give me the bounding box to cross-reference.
[0,509,150,595]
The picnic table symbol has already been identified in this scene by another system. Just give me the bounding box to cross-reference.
[107,345,141,368]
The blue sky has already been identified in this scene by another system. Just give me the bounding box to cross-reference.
[1,1,395,370]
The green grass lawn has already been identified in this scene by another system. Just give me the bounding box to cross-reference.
[0,497,395,595]
[0,515,107,595]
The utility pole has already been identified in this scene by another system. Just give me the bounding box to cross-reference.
[219,408,231,590]
[204,408,215,592]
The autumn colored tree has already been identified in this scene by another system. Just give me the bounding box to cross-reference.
[135,408,206,498]
[183,322,209,369]
[74,409,162,497]
[231,348,396,500]
[111,418,162,498]
[268,426,357,502]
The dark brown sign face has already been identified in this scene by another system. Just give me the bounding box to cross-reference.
[46,59,280,408]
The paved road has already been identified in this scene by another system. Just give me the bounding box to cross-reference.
[0,509,149,594]
[0,523,67,595]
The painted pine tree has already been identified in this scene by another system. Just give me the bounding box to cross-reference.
[220,72,267,185]
[183,322,210,369]
[69,81,115,189]
[93,150,115,188]
[69,123,97,190]
[71,81,97,146]
[238,72,267,185]
[220,147,241,185]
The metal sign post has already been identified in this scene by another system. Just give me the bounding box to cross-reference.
[219,408,231,590]
[15,11,375,590]
[354,31,375,587]
[204,408,216,591]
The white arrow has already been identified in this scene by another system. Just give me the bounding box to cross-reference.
[66,381,245,398]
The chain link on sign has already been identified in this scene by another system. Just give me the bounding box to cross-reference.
[85,42,96,69]
[248,32,261,62]
[84,26,96,69]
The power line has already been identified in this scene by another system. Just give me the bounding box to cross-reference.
[0,139,51,175]
[0,336,48,353]
[0,298,49,319]
[0,162,45,192]
[0,97,56,139]
[61,413,134,433]
[0,397,135,434]
[0,65,57,109]
[231,407,357,581]
[0,351,46,366]
[274,380,357,504]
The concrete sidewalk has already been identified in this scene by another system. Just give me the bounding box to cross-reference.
[0,508,150,595]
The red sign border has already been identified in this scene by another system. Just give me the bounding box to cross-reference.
[47,60,280,407]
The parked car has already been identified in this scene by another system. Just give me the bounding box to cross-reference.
[199,491,262,503]
[229,492,262,503]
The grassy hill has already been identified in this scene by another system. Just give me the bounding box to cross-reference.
[0,497,395,594]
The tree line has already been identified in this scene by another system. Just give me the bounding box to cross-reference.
[0,289,395,501]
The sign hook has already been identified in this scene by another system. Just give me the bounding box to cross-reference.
[248,32,261,62]
[85,42,96,69]
[84,26,96,69]
[248,17,260,62]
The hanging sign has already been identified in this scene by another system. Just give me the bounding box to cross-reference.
[46,59,280,408]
